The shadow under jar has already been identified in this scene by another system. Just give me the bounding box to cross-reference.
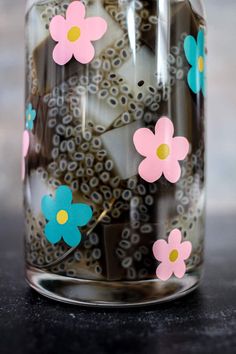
[24,0,206,306]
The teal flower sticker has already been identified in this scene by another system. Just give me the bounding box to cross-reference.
[25,103,36,131]
[41,185,93,247]
[184,30,206,96]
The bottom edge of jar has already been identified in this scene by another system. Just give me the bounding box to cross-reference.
[25,266,202,308]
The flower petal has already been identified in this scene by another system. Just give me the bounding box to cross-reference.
[168,229,182,249]
[73,39,95,64]
[44,221,62,244]
[133,128,156,157]
[197,30,205,57]
[153,239,169,262]
[179,241,192,260]
[187,66,201,94]
[173,260,187,279]
[23,130,30,157]
[55,185,73,207]
[41,195,57,221]
[162,159,181,183]
[49,15,67,42]
[156,262,173,281]
[27,103,32,112]
[26,120,33,131]
[70,203,93,226]
[138,157,162,183]
[63,225,82,247]
[52,42,73,65]
[171,136,189,161]
[83,17,107,41]
[184,35,197,66]
[66,1,85,23]
[155,117,174,143]
[31,109,36,121]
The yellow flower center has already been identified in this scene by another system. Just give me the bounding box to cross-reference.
[67,26,81,42]
[198,56,204,73]
[156,144,170,160]
[169,249,179,262]
[56,210,69,225]
[27,114,31,121]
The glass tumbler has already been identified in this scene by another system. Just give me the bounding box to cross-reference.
[24,0,206,306]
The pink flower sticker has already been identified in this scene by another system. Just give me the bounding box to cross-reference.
[153,229,192,281]
[22,130,30,181]
[133,117,190,183]
[49,1,108,65]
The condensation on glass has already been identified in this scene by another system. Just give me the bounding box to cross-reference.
[24,0,206,306]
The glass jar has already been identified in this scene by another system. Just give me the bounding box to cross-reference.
[24,0,206,306]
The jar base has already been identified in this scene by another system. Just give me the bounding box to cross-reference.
[26,266,202,307]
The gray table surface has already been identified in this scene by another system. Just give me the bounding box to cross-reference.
[0,212,235,354]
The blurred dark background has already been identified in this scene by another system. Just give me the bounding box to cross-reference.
[1,0,236,216]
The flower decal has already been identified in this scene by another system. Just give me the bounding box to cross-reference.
[49,1,108,65]
[41,185,93,247]
[184,30,206,95]
[133,117,190,184]
[153,229,192,281]
[22,130,30,181]
[25,103,36,131]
